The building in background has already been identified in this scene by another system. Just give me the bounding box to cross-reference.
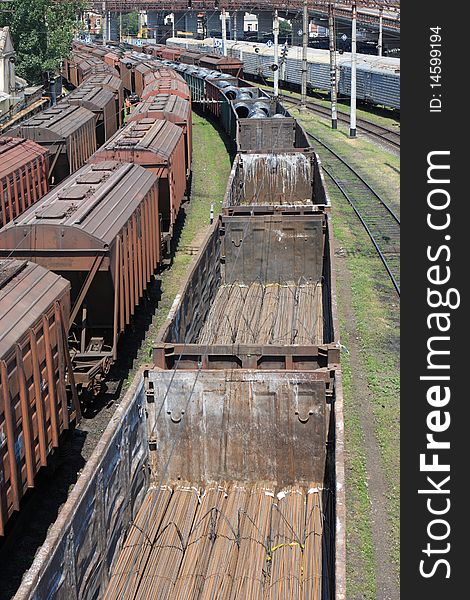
[0,27,26,121]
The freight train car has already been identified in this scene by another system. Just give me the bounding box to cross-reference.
[90,119,187,243]
[198,53,243,77]
[83,72,125,128]
[128,94,192,176]
[155,213,337,370]
[0,137,49,228]
[0,162,161,393]
[62,53,117,89]
[64,83,119,146]
[223,151,329,215]
[0,259,79,536]
[141,77,191,103]
[9,103,97,183]
[167,37,400,111]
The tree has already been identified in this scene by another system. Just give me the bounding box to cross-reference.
[0,0,84,84]
[279,19,292,37]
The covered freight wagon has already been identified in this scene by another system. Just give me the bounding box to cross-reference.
[63,53,116,89]
[0,136,49,228]
[143,66,185,89]
[9,103,97,184]
[83,72,125,128]
[64,83,119,147]
[0,162,161,393]
[128,94,192,175]
[141,77,191,102]
[119,56,159,97]
[198,53,243,77]
[90,119,187,243]
[0,259,78,536]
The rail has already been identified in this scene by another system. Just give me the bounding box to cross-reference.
[281,94,400,149]
[307,131,400,295]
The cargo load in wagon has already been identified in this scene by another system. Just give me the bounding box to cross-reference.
[223,152,330,215]
[11,364,345,600]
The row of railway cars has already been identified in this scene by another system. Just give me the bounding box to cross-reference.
[164,37,400,111]
[1,40,345,600]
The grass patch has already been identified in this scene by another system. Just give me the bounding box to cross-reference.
[339,324,377,599]
[330,170,400,580]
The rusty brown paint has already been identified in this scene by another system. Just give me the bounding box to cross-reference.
[28,329,48,467]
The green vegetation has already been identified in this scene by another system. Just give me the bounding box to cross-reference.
[119,11,139,37]
[279,19,292,37]
[292,108,400,594]
[0,0,83,84]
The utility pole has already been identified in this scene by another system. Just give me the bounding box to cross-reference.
[378,7,383,56]
[273,10,279,97]
[233,12,237,42]
[300,0,308,109]
[349,2,357,137]
[221,8,227,57]
[119,12,122,43]
[328,3,338,129]
[102,1,106,46]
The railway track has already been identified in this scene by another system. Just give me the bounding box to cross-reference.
[280,94,400,149]
[307,131,400,295]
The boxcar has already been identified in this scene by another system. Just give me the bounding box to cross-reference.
[141,78,191,102]
[65,84,119,146]
[0,259,78,536]
[0,137,49,228]
[104,51,122,73]
[179,50,205,66]
[83,72,124,128]
[9,103,97,183]
[143,66,185,88]
[119,57,156,97]
[63,54,115,89]
[90,119,186,242]
[128,94,192,175]
[0,162,160,393]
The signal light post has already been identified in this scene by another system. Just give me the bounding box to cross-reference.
[350,2,357,138]
[328,3,338,129]
[273,10,279,97]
